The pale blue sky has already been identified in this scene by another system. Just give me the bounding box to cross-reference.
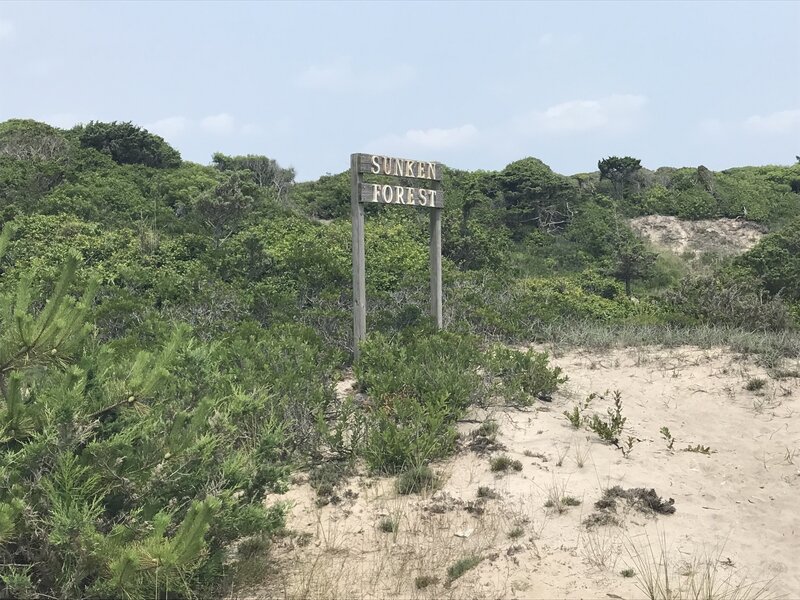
[1,1,798,180]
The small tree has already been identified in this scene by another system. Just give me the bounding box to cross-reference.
[613,231,656,296]
[598,156,642,200]
[212,152,295,202]
[76,121,181,168]
[194,172,254,247]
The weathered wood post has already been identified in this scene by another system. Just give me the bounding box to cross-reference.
[430,207,442,327]
[350,153,443,360]
[351,153,366,360]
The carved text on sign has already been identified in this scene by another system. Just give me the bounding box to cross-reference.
[356,153,442,182]
[359,183,443,208]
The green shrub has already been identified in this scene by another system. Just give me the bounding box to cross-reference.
[414,574,439,589]
[396,465,440,495]
[487,345,567,406]
[587,391,627,444]
[447,555,483,581]
[489,455,523,472]
[357,330,482,472]
[0,237,290,599]
[745,377,767,392]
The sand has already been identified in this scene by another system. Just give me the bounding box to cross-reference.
[244,346,800,599]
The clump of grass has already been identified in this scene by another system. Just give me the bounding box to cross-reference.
[508,525,525,540]
[447,555,483,581]
[620,567,635,578]
[625,531,773,600]
[397,465,440,495]
[573,440,590,468]
[490,454,523,473]
[555,443,570,466]
[544,480,580,514]
[544,495,581,511]
[378,517,398,533]
[414,575,439,589]
[745,377,767,391]
[477,486,499,500]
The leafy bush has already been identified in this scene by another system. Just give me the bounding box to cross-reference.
[486,345,567,406]
[355,329,483,472]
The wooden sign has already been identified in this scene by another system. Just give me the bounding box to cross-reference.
[351,153,443,359]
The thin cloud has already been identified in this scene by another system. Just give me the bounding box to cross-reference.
[516,94,647,135]
[744,109,800,134]
[295,59,414,93]
[145,116,189,138]
[296,60,352,91]
[0,19,13,41]
[698,117,725,135]
[200,113,236,135]
[366,124,478,156]
[537,32,580,47]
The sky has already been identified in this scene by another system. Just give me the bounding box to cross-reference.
[0,1,798,181]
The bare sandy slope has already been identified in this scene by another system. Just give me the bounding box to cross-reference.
[629,215,765,256]
[245,347,800,600]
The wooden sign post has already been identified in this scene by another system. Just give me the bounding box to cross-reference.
[351,153,444,359]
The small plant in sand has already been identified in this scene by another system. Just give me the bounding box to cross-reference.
[477,486,500,499]
[447,555,483,582]
[396,464,440,495]
[544,480,580,514]
[573,439,591,468]
[508,525,525,540]
[745,377,767,392]
[659,426,676,451]
[378,517,399,533]
[580,527,621,570]
[587,390,626,445]
[563,392,595,428]
[625,531,773,600]
[683,444,714,455]
[490,454,523,473]
[415,575,439,589]
[474,419,500,438]
[554,443,570,466]
[468,418,505,454]
[621,436,639,459]
[620,567,635,578]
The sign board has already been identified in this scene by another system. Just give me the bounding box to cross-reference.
[351,153,443,359]
[359,183,443,208]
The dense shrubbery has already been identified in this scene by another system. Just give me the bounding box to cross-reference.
[1,119,799,598]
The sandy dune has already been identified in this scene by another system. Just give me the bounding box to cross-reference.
[247,346,800,599]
